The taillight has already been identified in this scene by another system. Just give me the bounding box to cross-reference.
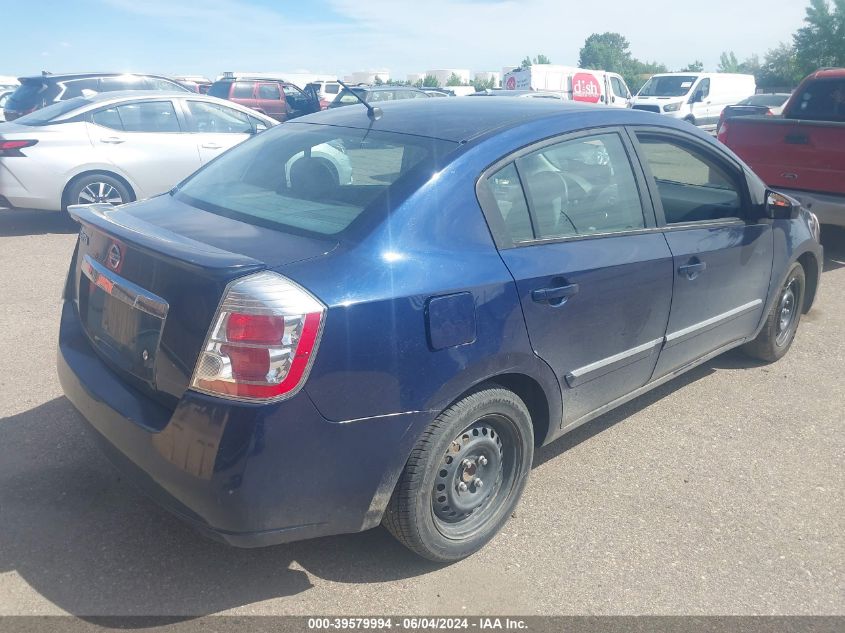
[0,139,38,156]
[717,121,728,143]
[190,271,326,402]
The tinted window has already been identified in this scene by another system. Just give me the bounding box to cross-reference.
[207,81,232,99]
[484,163,533,243]
[14,96,91,125]
[91,106,123,130]
[792,79,845,122]
[637,134,743,223]
[6,80,57,111]
[176,124,456,236]
[258,84,281,100]
[611,76,628,97]
[185,100,252,133]
[62,78,100,99]
[325,83,340,94]
[694,78,710,100]
[116,101,180,133]
[516,133,645,239]
[232,82,255,98]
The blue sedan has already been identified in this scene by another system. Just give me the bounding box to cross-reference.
[58,98,822,562]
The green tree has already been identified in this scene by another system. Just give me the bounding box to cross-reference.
[718,51,741,73]
[681,60,705,72]
[446,72,464,86]
[422,74,441,88]
[626,60,668,93]
[472,76,496,91]
[759,42,804,89]
[578,32,632,73]
[413,79,424,88]
[373,76,384,86]
[794,0,845,74]
[520,54,552,69]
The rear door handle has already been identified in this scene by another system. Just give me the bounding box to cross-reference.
[532,283,579,306]
[100,136,125,144]
[678,261,707,280]
[201,143,223,150]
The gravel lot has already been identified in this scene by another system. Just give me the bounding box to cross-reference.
[0,207,842,617]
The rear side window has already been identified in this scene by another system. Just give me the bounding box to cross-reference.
[484,163,533,243]
[792,79,845,122]
[91,106,123,130]
[116,101,180,133]
[325,83,340,94]
[176,124,456,236]
[62,78,100,99]
[515,133,645,239]
[636,134,743,223]
[232,82,255,98]
[258,84,281,100]
[99,76,147,92]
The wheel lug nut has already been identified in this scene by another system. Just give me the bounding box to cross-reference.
[461,459,472,469]
[458,482,468,492]
[478,456,488,466]
[473,478,483,488]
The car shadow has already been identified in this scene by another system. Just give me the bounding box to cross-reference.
[821,225,845,273]
[0,207,78,236]
[0,397,440,620]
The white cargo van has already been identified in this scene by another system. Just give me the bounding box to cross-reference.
[502,65,632,108]
[631,72,756,131]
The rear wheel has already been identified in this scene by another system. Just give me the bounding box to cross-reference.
[383,386,533,562]
[64,173,132,212]
[743,263,805,362]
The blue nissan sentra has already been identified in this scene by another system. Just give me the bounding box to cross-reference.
[58,98,822,562]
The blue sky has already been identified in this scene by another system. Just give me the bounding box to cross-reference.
[1,0,809,80]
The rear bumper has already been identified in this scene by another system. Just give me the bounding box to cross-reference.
[0,161,62,210]
[778,189,845,228]
[57,300,433,547]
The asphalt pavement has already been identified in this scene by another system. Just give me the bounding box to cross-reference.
[0,208,842,617]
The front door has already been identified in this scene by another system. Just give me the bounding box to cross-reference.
[632,130,774,378]
[182,99,254,163]
[481,130,674,426]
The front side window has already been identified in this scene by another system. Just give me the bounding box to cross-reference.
[692,78,710,101]
[611,76,628,98]
[636,134,743,224]
[258,84,281,100]
[185,100,252,133]
[176,123,456,236]
[116,101,180,133]
[516,133,645,239]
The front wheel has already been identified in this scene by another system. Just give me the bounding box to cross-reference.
[383,386,534,562]
[743,263,805,362]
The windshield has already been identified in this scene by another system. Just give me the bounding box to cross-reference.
[15,96,91,125]
[638,76,697,97]
[175,123,457,237]
[207,81,232,99]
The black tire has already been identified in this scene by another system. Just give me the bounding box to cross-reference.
[383,385,533,562]
[684,116,697,126]
[64,173,132,213]
[743,263,805,362]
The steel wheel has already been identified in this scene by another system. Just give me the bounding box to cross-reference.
[77,181,124,205]
[775,277,799,346]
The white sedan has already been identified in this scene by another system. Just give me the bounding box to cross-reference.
[0,91,352,213]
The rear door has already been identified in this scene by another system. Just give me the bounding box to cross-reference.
[181,99,256,163]
[256,82,285,120]
[631,128,773,378]
[86,99,202,198]
[480,129,674,427]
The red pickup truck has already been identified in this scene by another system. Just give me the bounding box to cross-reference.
[718,68,845,227]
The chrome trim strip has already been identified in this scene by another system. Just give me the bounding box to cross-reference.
[565,338,663,388]
[664,299,762,346]
[81,254,169,319]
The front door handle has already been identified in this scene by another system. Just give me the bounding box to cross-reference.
[100,136,125,144]
[679,261,707,280]
[532,283,580,306]
[201,143,223,150]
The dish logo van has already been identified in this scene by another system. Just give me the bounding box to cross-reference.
[501,64,631,107]
[572,73,601,103]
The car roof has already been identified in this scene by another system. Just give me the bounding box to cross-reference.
[293,97,663,143]
[807,68,845,80]
[351,85,423,92]
[18,72,177,82]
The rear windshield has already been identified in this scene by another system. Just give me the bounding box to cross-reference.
[15,96,91,125]
[739,94,790,107]
[638,76,697,97]
[6,80,59,111]
[330,88,367,107]
[207,81,232,99]
[175,123,457,236]
[791,79,845,122]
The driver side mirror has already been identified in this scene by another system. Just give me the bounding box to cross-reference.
[766,190,800,220]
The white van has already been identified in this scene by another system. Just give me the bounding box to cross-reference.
[631,72,756,131]
[502,65,632,108]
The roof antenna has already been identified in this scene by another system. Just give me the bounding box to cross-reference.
[337,79,382,121]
